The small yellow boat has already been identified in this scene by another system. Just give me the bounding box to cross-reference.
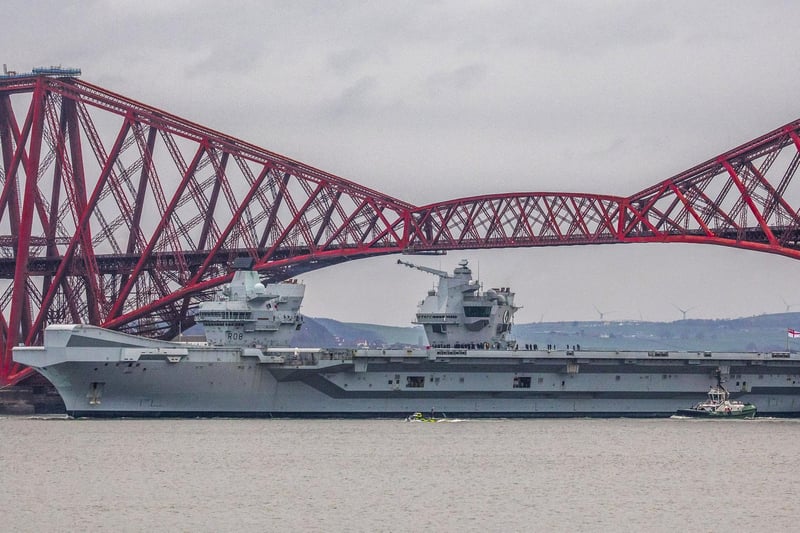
[405,411,445,422]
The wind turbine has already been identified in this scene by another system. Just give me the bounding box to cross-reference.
[593,305,614,322]
[781,297,799,313]
[673,304,696,321]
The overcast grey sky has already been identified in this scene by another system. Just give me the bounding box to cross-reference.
[6,1,800,325]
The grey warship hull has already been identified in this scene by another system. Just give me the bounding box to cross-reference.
[14,324,800,417]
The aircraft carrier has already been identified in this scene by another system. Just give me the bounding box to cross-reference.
[13,260,800,417]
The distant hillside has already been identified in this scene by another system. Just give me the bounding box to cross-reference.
[302,318,424,348]
[305,312,800,352]
[290,317,338,347]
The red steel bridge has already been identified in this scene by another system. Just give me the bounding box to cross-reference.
[2,74,800,386]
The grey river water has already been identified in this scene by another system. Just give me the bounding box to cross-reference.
[1,416,798,532]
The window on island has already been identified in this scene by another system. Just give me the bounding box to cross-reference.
[513,376,531,388]
[406,376,425,388]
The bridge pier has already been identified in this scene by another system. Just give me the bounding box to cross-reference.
[0,375,65,415]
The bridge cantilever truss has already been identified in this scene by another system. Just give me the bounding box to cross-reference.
[407,131,800,255]
[2,75,800,385]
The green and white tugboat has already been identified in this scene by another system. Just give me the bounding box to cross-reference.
[676,380,757,419]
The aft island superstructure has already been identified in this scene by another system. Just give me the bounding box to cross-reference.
[13,260,800,417]
[397,258,518,349]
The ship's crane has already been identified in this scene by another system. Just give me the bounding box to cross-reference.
[397,259,451,278]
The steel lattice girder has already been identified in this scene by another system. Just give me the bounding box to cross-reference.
[0,76,413,384]
[2,75,800,385]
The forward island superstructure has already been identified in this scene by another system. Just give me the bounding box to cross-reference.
[13,260,800,417]
[195,268,304,348]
